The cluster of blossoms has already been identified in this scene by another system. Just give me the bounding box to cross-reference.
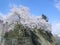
[3,5,51,32]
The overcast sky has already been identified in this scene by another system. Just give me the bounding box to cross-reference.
[0,0,60,35]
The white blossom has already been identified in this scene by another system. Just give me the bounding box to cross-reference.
[2,5,51,32]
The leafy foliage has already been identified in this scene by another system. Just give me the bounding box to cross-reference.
[3,23,57,45]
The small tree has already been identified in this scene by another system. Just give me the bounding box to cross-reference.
[42,14,48,22]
